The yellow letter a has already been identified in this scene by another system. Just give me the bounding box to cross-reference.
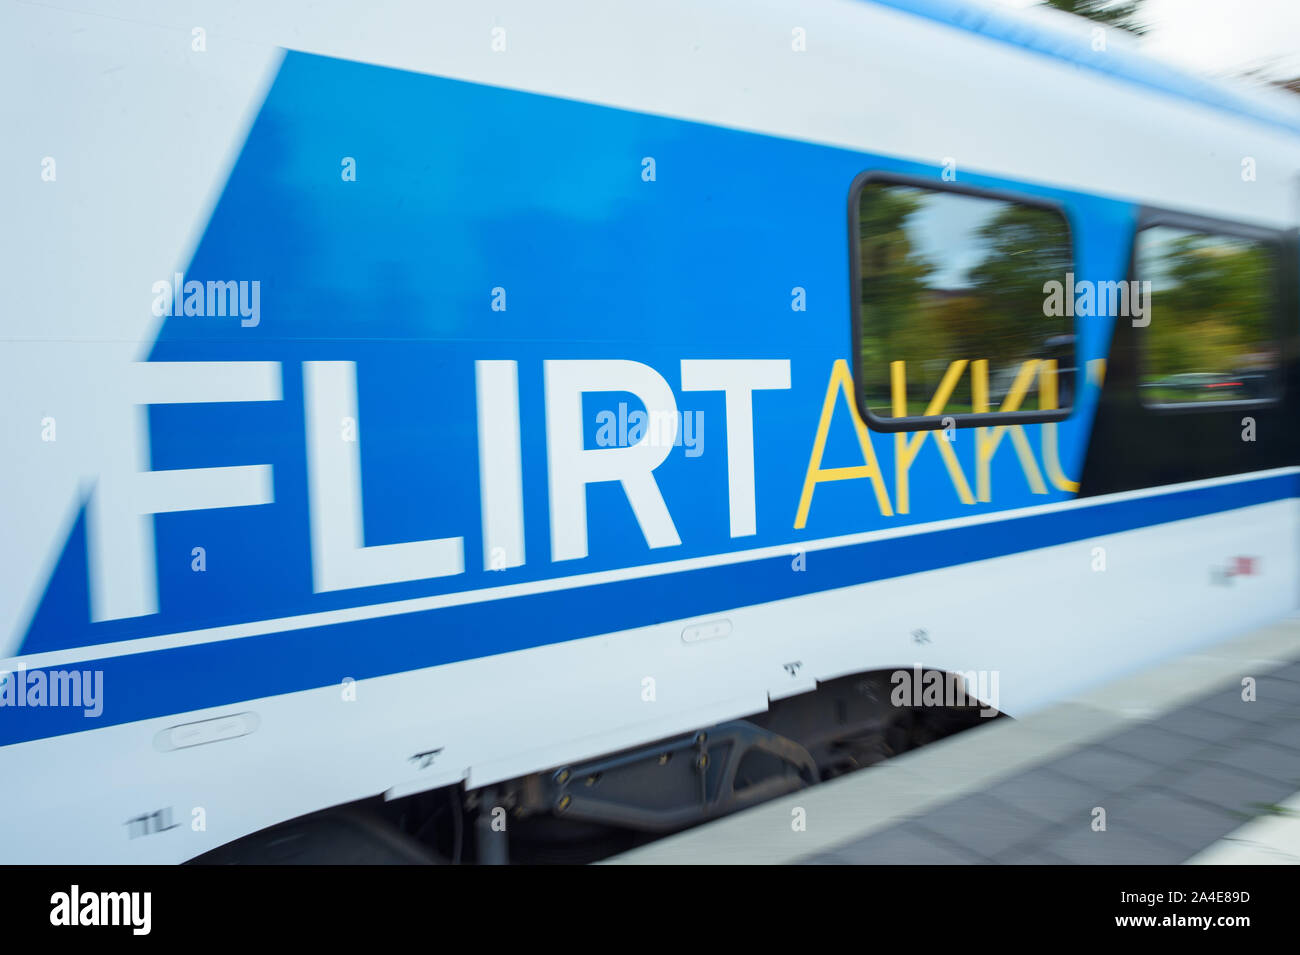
[794,359,893,528]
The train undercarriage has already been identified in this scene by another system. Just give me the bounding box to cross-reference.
[190,669,1001,865]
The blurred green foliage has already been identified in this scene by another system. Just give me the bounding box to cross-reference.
[857,182,1072,417]
[1040,0,1149,37]
[1141,229,1276,402]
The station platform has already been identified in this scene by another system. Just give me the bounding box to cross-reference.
[604,618,1300,864]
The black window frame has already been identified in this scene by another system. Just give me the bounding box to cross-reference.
[849,171,1078,433]
[1130,207,1289,414]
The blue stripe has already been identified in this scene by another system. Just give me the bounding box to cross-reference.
[2,471,1294,747]
[868,0,1300,137]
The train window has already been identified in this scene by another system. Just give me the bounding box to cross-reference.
[853,176,1075,432]
[1135,224,1281,407]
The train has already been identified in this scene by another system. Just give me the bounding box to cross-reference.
[2,0,1299,863]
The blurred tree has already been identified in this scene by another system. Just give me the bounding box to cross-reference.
[1147,234,1272,380]
[1040,0,1149,36]
[968,204,1073,369]
[858,184,934,406]
[858,186,1074,413]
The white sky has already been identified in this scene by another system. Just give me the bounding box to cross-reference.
[998,0,1300,80]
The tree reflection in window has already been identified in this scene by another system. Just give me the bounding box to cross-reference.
[857,181,1073,423]
[1137,226,1277,405]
